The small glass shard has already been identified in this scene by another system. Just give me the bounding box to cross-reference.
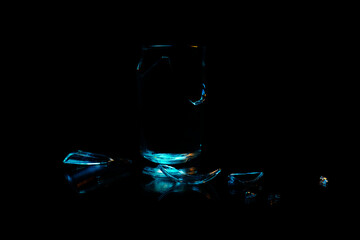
[244,191,258,204]
[228,172,264,185]
[320,176,328,187]
[159,165,221,185]
[63,150,115,165]
[245,191,257,199]
[268,193,281,206]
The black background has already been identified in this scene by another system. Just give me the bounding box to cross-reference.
[16,4,355,235]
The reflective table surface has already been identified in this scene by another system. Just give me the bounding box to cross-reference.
[46,146,344,237]
[51,146,340,212]
[37,36,350,236]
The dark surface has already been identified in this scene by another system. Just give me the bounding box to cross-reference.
[47,37,344,215]
[21,9,354,236]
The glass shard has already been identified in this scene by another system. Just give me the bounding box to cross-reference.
[159,165,221,185]
[319,176,328,187]
[63,150,115,165]
[142,165,219,201]
[245,191,257,199]
[228,172,264,185]
[268,193,281,206]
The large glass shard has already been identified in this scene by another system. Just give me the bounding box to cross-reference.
[63,150,115,165]
[159,164,221,185]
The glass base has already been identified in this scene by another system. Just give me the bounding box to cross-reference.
[141,148,201,165]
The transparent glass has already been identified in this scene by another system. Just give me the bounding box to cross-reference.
[63,150,115,165]
[137,44,207,164]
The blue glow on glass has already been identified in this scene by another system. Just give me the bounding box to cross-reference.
[160,165,222,185]
[142,149,201,165]
[228,172,264,185]
[63,150,114,165]
[142,166,168,178]
[149,45,173,48]
[136,58,143,71]
[189,83,207,106]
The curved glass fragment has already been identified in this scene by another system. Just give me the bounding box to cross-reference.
[189,83,207,106]
[228,172,264,185]
[159,165,221,185]
[63,150,115,165]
